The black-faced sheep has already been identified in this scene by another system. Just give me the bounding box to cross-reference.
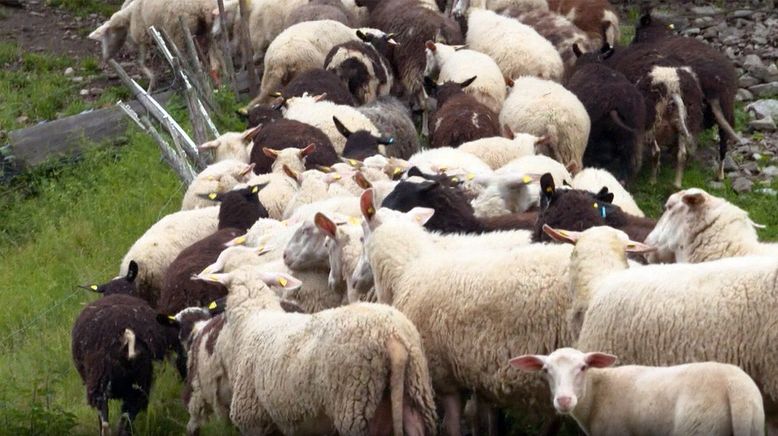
[249,119,340,174]
[72,265,182,435]
[324,31,396,104]
[424,76,501,149]
[566,44,647,184]
[333,116,396,161]
[632,13,741,180]
[358,96,421,159]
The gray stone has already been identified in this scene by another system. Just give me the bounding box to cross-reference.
[743,54,765,70]
[692,5,722,16]
[762,165,778,177]
[684,27,701,36]
[743,161,759,172]
[733,9,754,18]
[79,88,89,97]
[750,118,777,131]
[64,67,74,76]
[733,177,753,193]
[746,99,778,122]
[756,188,777,196]
[765,64,778,82]
[737,88,754,102]
[15,115,29,124]
[749,82,778,98]
[739,74,760,88]
[708,180,725,190]
[722,155,739,171]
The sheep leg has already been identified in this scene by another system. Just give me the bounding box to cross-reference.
[97,395,110,436]
[649,137,661,185]
[418,92,430,138]
[441,393,462,436]
[138,44,156,93]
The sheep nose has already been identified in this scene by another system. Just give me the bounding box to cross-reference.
[556,396,574,412]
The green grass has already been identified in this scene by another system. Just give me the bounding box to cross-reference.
[0,42,130,131]
[45,0,116,17]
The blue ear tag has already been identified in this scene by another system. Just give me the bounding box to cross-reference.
[600,206,607,218]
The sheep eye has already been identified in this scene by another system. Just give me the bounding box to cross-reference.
[541,367,548,373]
[580,365,588,371]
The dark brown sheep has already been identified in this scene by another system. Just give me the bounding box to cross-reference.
[276,68,356,106]
[249,119,339,174]
[547,0,620,46]
[425,76,501,149]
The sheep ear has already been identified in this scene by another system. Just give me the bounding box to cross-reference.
[299,143,316,158]
[225,235,248,247]
[406,166,423,178]
[572,43,583,58]
[314,212,338,238]
[156,314,180,327]
[542,224,581,245]
[459,76,477,89]
[259,272,302,292]
[356,30,369,42]
[502,126,515,139]
[342,157,363,168]
[282,164,301,184]
[595,187,614,204]
[509,355,546,371]
[78,284,102,293]
[197,273,233,286]
[332,116,352,138]
[504,76,514,88]
[313,93,328,102]
[207,298,227,315]
[639,13,651,27]
[270,96,285,110]
[681,191,705,207]
[540,173,555,197]
[317,165,332,173]
[249,182,268,195]
[262,147,279,159]
[425,40,436,51]
[417,180,438,193]
[406,207,434,226]
[353,171,372,190]
[565,161,580,175]
[360,189,377,223]
[242,125,262,142]
[197,191,223,201]
[126,261,139,282]
[280,299,305,313]
[584,352,617,368]
[198,140,220,151]
[624,240,656,254]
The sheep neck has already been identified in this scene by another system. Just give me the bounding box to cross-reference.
[685,204,759,262]
[568,369,604,435]
[368,221,426,304]
[569,238,629,312]
[226,282,282,325]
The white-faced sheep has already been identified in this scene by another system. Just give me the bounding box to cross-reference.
[644,188,778,264]
[512,347,764,436]
[181,160,255,210]
[459,7,564,82]
[196,268,439,435]
[499,76,590,170]
[544,225,778,431]
[197,126,261,163]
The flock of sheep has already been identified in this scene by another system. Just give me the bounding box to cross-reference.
[74,0,777,435]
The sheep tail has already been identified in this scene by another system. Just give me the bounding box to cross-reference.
[609,110,635,133]
[122,328,139,360]
[728,381,765,436]
[710,98,743,145]
[671,93,692,144]
[387,337,408,436]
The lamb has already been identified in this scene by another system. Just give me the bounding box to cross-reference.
[459,8,564,82]
[249,119,339,174]
[360,190,577,433]
[181,160,255,210]
[424,41,507,114]
[566,45,647,184]
[89,0,217,90]
[457,131,539,169]
[357,96,421,159]
[282,94,381,154]
[274,68,357,106]
[499,76,590,170]
[543,224,778,431]
[644,188,778,264]
[356,0,463,135]
[72,267,182,435]
[157,185,268,315]
[324,31,396,104]
[248,20,379,108]
[425,77,501,149]
[571,168,644,217]
[197,126,261,163]
[512,347,764,436]
[196,268,439,434]
[633,13,741,180]
[533,174,655,243]
[120,206,220,305]
[546,0,620,47]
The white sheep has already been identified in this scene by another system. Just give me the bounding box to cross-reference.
[511,347,765,436]
[645,188,778,264]
[360,190,576,434]
[425,41,507,114]
[196,268,438,435]
[457,131,539,169]
[407,147,492,179]
[281,170,357,219]
[120,206,219,304]
[571,168,645,217]
[463,8,564,82]
[283,95,381,154]
[181,160,255,210]
[196,126,261,163]
[243,170,300,220]
[500,76,591,170]
[544,224,778,430]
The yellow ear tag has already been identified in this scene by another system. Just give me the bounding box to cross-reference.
[668,23,675,29]
[251,186,259,193]
[208,301,218,310]
[207,176,215,181]
[234,235,247,245]
[451,177,459,183]
[558,230,568,237]
[348,159,358,167]
[348,216,361,225]
[522,175,532,184]
[367,206,375,215]
[592,203,598,209]
[545,187,553,193]
[467,173,475,181]
[627,243,635,248]
[333,174,342,180]
[90,285,98,291]
[278,277,288,286]
[439,166,448,172]
[208,192,217,200]
[208,275,220,282]
[168,315,176,320]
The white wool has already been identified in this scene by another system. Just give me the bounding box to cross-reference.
[571,168,644,217]
[197,130,253,163]
[182,160,254,210]
[458,133,537,169]
[408,147,493,178]
[484,154,572,212]
[243,172,299,220]
[465,9,564,82]
[499,76,590,170]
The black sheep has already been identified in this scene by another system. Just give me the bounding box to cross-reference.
[157,184,268,315]
[72,266,182,436]
[531,173,656,243]
[249,119,339,174]
[276,68,356,106]
[567,43,647,184]
[333,116,395,161]
[424,76,500,149]
[632,13,740,180]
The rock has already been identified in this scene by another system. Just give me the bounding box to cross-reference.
[90,87,103,96]
[764,64,778,82]
[739,74,760,88]
[737,88,754,102]
[708,180,725,190]
[743,54,766,73]
[79,88,89,96]
[684,27,701,36]
[733,9,754,18]
[762,165,778,177]
[749,82,778,98]
[722,155,739,171]
[64,67,74,76]
[15,115,29,124]
[746,99,778,122]
[743,161,759,173]
[691,5,721,15]
[756,188,777,196]
[72,76,84,83]
[750,118,777,131]
[733,177,753,193]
